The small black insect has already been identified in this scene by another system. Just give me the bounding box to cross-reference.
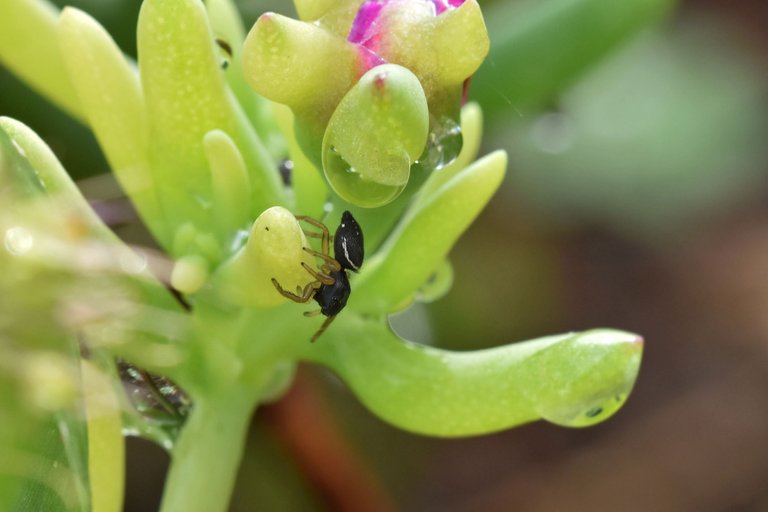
[272,211,364,342]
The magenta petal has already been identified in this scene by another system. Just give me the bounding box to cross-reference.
[432,0,466,15]
[358,46,386,72]
[348,1,385,44]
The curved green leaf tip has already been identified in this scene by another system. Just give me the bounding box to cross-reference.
[303,322,643,436]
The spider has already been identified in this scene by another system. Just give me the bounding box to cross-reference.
[271,211,364,342]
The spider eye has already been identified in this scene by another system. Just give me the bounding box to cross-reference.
[334,211,364,271]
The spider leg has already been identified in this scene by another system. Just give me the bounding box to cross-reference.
[310,315,337,342]
[303,247,342,272]
[302,231,335,246]
[272,278,319,303]
[303,309,322,317]
[301,262,335,286]
[295,215,331,257]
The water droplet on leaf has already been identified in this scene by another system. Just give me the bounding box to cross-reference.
[4,226,34,255]
[418,116,463,171]
[324,145,406,208]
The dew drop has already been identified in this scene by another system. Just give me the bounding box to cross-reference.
[324,145,405,208]
[417,116,463,171]
[4,226,34,255]
[537,394,628,428]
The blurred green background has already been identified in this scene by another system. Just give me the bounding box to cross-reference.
[2,0,768,510]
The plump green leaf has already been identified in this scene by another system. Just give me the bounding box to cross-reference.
[302,318,643,436]
[271,103,327,218]
[203,129,252,239]
[1,118,189,381]
[138,0,282,256]
[241,12,359,137]
[211,206,315,308]
[0,117,102,230]
[0,0,82,121]
[322,64,429,207]
[57,8,164,243]
[81,360,124,512]
[350,150,506,314]
[205,0,286,159]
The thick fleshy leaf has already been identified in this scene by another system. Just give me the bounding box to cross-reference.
[1,414,89,511]
[203,130,252,239]
[302,317,643,436]
[294,0,357,23]
[205,0,286,159]
[82,360,124,512]
[0,117,113,254]
[138,0,282,256]
[242,12,365,161]
[1,119,189,382]
[242,13,360,113]
[211,207,315,308]
[350,150,506,313]
[350,0,487,127]
[0,0,82,121]
[414,258,453,303]
[0,200,91,511]
[57,8,164,243]
[365,0,488,93]
[322,100,479,249]
[431,0,489,85]
[0,122,45,199]
[271,103,327,217]
[322,64,429,207]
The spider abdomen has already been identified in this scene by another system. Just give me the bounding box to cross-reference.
[314,270,351,316]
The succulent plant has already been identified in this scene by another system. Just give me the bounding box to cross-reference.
[0,1,643,511]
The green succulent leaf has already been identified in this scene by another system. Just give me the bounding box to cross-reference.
[0,120,46,199]
[205,0,286,159]
[303,319,643,436]
[1,118,188,381]
[414,258,454,304]
[57,7,163,242]
[241,11,360,157]
[211,206,315,308]
[203,129,252,239]
[322,64,429,208]
[0,0,82,121]
[138,0,282,257]
[351,150,507,313]
[294,0,359,25]
[0,0,650,509]
[271,103,327,217]
[82,359,124,512]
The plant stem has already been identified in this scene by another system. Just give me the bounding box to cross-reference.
[158,391,255,512]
